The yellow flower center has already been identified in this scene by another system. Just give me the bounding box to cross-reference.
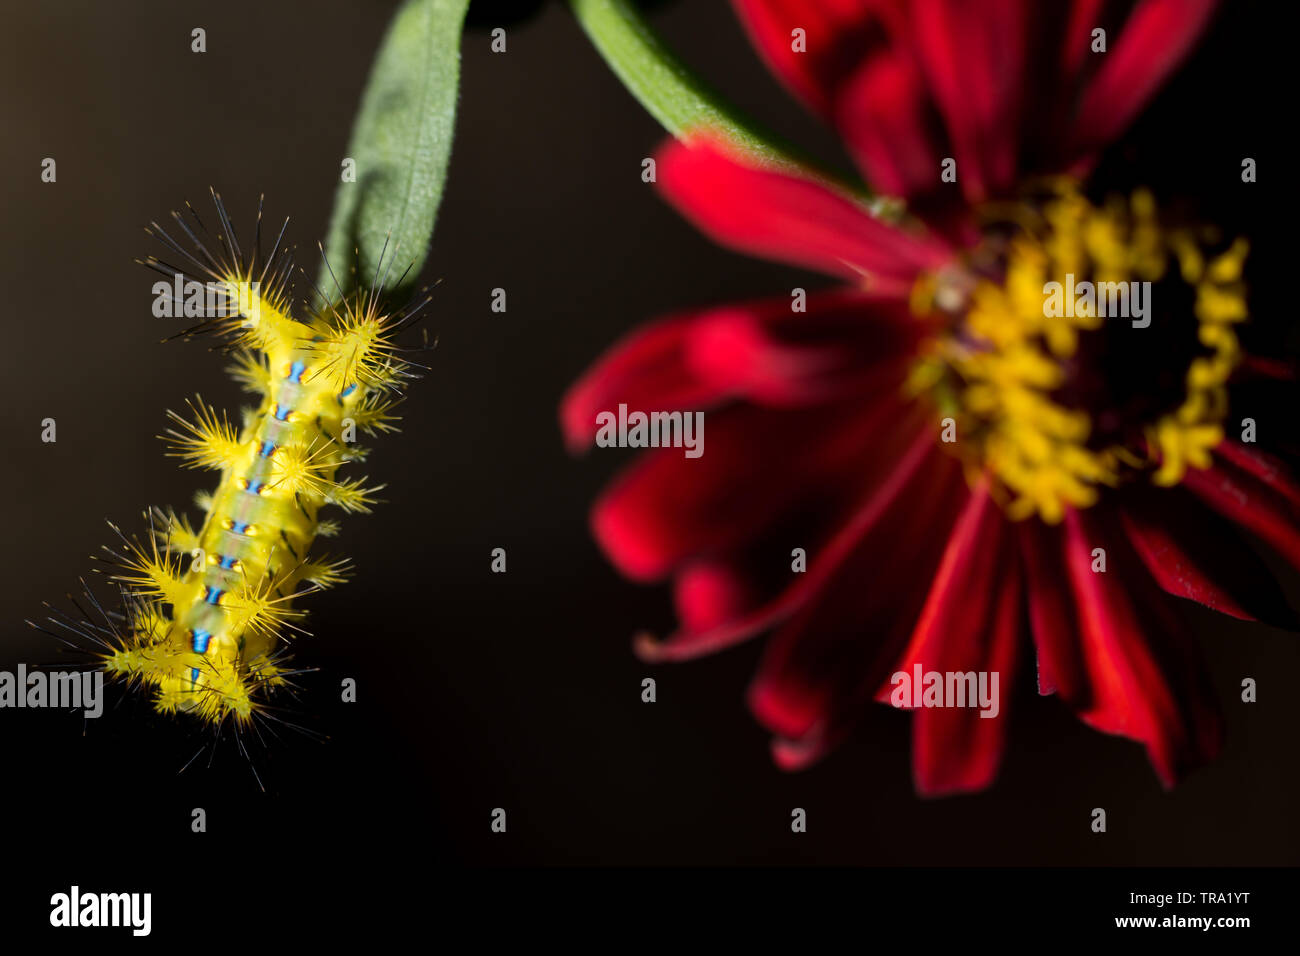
[907,179,1249,524]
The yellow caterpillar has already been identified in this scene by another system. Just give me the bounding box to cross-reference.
[92,191,427,731]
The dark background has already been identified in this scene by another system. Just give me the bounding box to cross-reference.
[0,0,1293,912]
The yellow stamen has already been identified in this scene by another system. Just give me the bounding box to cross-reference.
[911,181,1247,522]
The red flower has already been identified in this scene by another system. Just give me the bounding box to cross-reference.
[562,0,1296,794]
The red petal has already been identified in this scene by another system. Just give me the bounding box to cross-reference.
[771,726,840,771]
[1062,509,1223,788]
[642,415,940,663]
[1237,355,1296,381]
[590,381,922,583]
[732,0,947,199]
[672,559,758,636]
[1121,487,1298,629]
[559,312,724,453]
[684,291,922,407]
[911,0,1028,202]
[868,481,1020,794]
[656,135,952,289]
[1019,519,1087,700]
[659,542,818,659]
[746,437,963,739]
[1183,459,1300,573]
[1214,441,1300,511]
[559,290,920,451]
[834,52,942,199]
[729,0,897,116]
[1058,0,1107,93]
[1070,0,1218,158]
[910,542,1021,796]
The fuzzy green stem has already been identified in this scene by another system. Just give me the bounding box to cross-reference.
[569,0,805,168]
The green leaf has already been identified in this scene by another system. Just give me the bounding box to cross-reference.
[320,0,471,302]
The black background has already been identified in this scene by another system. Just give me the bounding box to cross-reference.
[0,0,1294,929]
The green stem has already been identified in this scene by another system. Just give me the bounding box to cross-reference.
[568,0,809,170]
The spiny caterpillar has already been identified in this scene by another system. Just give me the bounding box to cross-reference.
[86,190,430,731]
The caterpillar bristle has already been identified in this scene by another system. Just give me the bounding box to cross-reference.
[351,393,404,435]
[227,350,273,395]
[324,477,385,514]
[295,555,353,590]
[101,520,190,608]
[149,507,199,554]
[268,437,338,498]
[144,189,305,352]
[161,396,243,471]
